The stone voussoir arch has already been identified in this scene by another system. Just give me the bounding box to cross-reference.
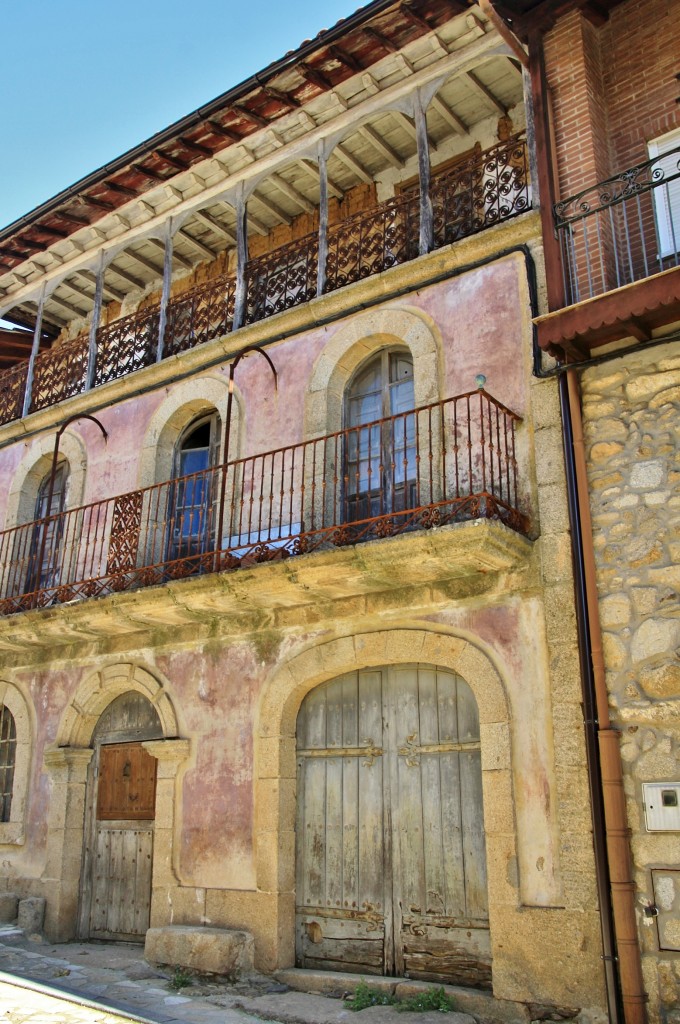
[304,306,443,438]
[137,371,243,488]
[57,662,179,749]
[258,628,510,752]
[5,429,87,530]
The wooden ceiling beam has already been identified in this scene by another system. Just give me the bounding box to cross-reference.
[431,95,467,135]
[363,25,399,53]
[465,71,507,116]
[192,210,237,245]
[154,150,191,172]
[399,3,432,31]
[125,249,163,276]
[133,163,168,182]
[250,192,293,226]
[358,124,403,167]
[79,194,116,212]
[49,293,87,318]
[177,228,216,262]
[77,270,126,303]
[106,180,140,198]
[260,85,301,109]
[59,210,91,227]
[332,143,373,184]
[107,263,146,290]
[147,237,193,270]
[207,120,242,142]
[230,105,269,128]
[299,159,344,199]
[297,62,334,91]
[328,44,364,74]
[179,137,214,158]
[269,173,316,214]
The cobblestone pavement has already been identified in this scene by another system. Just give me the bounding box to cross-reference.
[0,929,270,1024]
[1,976,141,1023]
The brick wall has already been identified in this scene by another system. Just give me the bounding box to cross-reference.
[544,0,680,201]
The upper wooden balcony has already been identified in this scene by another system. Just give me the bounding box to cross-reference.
[0,135,530,428]
[536,142,680,359]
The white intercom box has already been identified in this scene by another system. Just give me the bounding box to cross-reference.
[642,783,680,832]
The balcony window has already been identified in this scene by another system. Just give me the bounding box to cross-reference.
[168,415,220,562]
[648,129,680,260]
[345,350,416,523]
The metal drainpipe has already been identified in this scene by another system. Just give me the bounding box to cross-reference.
[560,368,647,1024]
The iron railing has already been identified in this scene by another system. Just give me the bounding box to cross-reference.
[0,137,530,429]
[555,143,680,304]
[0,389,526,616]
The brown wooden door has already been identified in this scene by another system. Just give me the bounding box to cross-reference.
[88,741,156,941]
[295,665,491,987]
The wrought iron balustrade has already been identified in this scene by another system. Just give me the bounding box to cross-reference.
[555,144,680,303]
[0,136,529,428]
[0,389,526,616]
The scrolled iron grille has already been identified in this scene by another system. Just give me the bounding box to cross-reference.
[245,235,318,323]
[325,193,420,291]
[432,136,529,245]
[30,336,89,412]
[0,363,27,426]
[555,144,680,226]
[164,275,235,356]
[555,146,680,301]
[95,308,159,387]
[0,703,16,822]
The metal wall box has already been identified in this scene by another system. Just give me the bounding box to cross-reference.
[642,783,680,832]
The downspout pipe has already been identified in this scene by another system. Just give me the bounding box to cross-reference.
[561,368,647,1024]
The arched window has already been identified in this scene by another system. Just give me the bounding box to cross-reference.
[344,349,416,522]
[168,414,220,562]
[25,460,69,595]
[0,703,16,823]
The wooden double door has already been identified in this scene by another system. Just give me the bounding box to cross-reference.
[295,664,491,988]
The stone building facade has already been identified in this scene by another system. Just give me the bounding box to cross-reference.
[5,0,677,1020]
[529,0,680,1020]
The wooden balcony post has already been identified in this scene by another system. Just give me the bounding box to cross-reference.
[232,186,248,331]
[317,143,329,297]
[22,282,46,418]
[85,253,105,391]
[156,219,174,363]
[415,93,434,255]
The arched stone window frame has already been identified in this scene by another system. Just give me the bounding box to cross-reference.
[305,305,442,441]
[4,431,87,531]
[137,373,241,490]
[0,680,33,846]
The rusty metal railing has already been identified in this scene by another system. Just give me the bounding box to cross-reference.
[0,137,530,429]
[0,389,526,616]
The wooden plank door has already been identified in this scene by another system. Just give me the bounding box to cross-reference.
[386,666,491,987]
[295,664,490,987]
[88,741,156,941]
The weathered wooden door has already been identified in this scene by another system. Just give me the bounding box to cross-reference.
[80,692,162,941]
[295,664,490,987]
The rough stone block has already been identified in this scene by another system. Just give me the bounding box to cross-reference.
[145,925,254,977]
[17,896,45,935]
[0,893,18,923]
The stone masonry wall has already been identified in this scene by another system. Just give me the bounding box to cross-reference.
[580,341,680,1023]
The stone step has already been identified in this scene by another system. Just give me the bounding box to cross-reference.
[273,969,531,1024]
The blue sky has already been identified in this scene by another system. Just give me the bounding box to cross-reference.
[0,0,361,231]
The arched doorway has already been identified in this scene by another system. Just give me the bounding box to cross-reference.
[295,663,490,988]
[78,691,163,941]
